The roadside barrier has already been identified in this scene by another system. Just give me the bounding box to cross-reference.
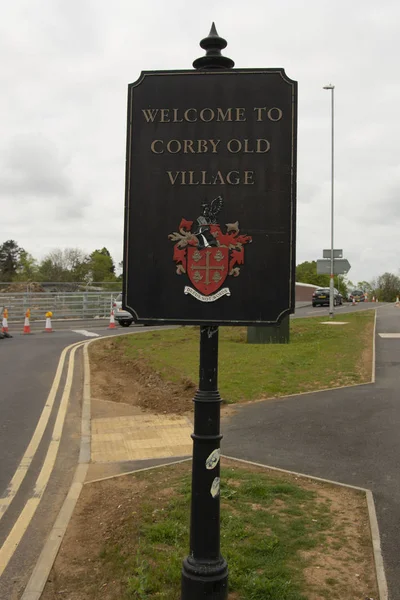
[108,309,116,329]
[45,311,53,333]
[2,308,8,333]
[396,297,400,307]
[352,297,356,306]
[372,296,375,302]
[23,309,32,334]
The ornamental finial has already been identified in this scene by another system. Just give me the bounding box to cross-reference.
[193,23,235,70]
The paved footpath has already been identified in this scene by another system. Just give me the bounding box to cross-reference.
[222,303,400,600]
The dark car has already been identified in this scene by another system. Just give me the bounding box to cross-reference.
[312,287,343,307]
[349,289,365,302]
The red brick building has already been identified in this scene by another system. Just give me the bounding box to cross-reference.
[295,282,319,302]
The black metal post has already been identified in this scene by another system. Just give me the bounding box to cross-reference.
[181,25,234,600]
[181,326,228,599]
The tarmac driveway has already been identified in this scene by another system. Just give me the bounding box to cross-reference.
[221,304,400,599]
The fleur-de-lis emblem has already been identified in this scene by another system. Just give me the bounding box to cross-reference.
[192,250,202,262]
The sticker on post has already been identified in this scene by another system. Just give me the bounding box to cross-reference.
[210,477,220,498]
[206,449,220,470]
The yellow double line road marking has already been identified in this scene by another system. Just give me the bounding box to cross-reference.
[0,340,84,576]
[0,340,84,522]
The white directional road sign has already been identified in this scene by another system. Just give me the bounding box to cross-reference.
[317,258,351,275]
[323,249,343,259]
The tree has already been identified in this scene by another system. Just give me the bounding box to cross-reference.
[37,248,89,282]
[296,260,332,287]
[64,248,90,281]
[375,272,400,302]
[0,240,25,281]
[88,248,116,282]
[14,251,39,281]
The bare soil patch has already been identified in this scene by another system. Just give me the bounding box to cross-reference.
[89,338,195,415]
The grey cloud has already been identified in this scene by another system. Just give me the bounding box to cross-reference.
[1,135,72,198]
[0,135,91,221]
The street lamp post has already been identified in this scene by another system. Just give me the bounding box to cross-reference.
[323,84,335,318]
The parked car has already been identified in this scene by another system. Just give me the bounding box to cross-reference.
[349,289,365,303]
[113,293,134,327]
[312,287,343,307]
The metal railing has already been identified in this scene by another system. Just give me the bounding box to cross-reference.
[0,281,121,293]
[0,290,118,321]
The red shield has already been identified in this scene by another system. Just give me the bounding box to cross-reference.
[187,247,229,296]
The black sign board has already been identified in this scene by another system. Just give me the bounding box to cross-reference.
[123,69,297,325]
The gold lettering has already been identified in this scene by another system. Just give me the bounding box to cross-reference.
[244,171,255,185]
[166,139,181,154]
[243,139,254,154]
[188,171,199,185]
[213,171,225,185]
[159,109,170,123]
[184,108,197,122]
[172,108,183,122]
[200,108,215,122]
[226,171,240,185]
[267,107,283,121]
[201,171,211,185]
[183,140,195,153]
[216,108,233,122]
[209,139,220,153]
[256,139,270,153]
[142,107,264,123]
[227,139,242,153]
[141,108,159,123]
[150,140,164,154]
[166,170,255,185]
[253,107,283,121]
[253,107,266,121]
[198,140,208,153]
[167,171,180,185]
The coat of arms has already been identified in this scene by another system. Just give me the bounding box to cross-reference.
[168,196,252,302]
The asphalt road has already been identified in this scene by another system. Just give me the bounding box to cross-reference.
[222,302,399,599]
[294,299,381,318]
[0,321,163,599]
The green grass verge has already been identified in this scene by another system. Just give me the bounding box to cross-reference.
[97,462,371,600]
[113,311,374,403]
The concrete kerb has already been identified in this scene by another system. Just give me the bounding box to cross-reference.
[21,317,386,600]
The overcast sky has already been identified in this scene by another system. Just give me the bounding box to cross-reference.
[1,0,399,284]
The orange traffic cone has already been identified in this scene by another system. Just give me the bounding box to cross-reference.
[108,309,116,329]
[2,308,8,333]
[23,309,31,334]
[44,311,53,332]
